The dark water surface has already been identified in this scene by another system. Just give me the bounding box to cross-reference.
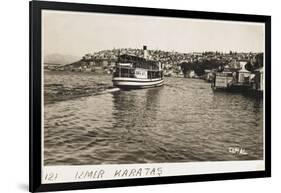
[44,71,263,165]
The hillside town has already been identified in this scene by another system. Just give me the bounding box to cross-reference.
[45,48,263,77]
[44,48,264,93]
[44,48,263,94]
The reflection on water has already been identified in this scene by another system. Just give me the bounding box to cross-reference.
[44,71,263,165]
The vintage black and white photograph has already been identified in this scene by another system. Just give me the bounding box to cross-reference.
[41,9,266,183]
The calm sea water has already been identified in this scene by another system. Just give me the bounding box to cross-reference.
[44,71,263,165]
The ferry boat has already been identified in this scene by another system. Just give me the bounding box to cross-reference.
[112,46,164,89]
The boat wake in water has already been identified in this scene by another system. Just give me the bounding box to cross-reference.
[44,72,120,104]
[45,84,121,104]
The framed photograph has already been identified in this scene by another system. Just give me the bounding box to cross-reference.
[30,1,271,192]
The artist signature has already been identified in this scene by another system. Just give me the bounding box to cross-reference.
[228,147,248,155]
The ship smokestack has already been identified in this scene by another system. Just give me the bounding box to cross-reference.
[143,45,148,59]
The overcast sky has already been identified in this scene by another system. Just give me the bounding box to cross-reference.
[43,10,265,57]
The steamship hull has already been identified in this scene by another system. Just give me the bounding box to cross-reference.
[113,77,164,89]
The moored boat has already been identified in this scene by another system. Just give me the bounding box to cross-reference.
[211,62,263,97]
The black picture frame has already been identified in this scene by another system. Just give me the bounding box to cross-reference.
[30,1,271,192]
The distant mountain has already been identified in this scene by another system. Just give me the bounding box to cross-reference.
[44,54,80,65]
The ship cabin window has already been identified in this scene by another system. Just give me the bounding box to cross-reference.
[114,67,135,78]
[147,71,162,79]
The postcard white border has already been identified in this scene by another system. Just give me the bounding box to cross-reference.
[42,161,264,184]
